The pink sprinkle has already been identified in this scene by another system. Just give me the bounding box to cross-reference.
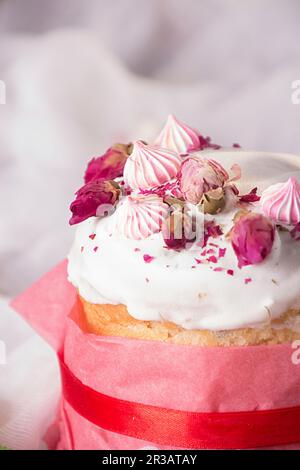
[207,249,215,255]
[219,248,226,258]
[227,269,234,276]
[80,246,84,253]
[194,258,202,264]
[201,250,207,256]
[191,266,196,269]
[207,255,218,264]
[213,267,223,272]
[143,254,155,263]
[134,248,141,252]
[89,233,96,240]
[244,278,252,284]
[233,143,241,148]
[209,242,218,248]
[93,246,98,252]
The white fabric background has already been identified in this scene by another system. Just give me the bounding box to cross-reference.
[0,0,300,449]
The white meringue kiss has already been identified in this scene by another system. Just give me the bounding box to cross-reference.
[124,140,181,190]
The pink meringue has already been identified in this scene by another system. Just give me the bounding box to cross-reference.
[154,114,201,153]
[123,140,181,190]
[115,194,169,240]
[178,156,229,204]
[261,177,300,225]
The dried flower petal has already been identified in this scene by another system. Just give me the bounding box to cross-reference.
[230,212,275,268]
[239,187,260,203]
[85,143,132,183]
[69,180,121,225]
[143,254,155,263]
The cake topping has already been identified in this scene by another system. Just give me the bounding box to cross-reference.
[200,187,226,214]
[123,140,181,190]
[239,187,260,203]
[114,194,169,240]
[230,212,275,268]
[162,208,196,250]
[69,180,121,225]
[154,114,221,152]
[85,143,132,183]
[261,177,300,225]
[154,114,202,153]
[179,156,229,204]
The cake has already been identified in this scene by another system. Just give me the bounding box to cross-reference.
[67,115,300,347]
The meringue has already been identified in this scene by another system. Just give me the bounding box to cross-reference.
[113,194,169,240]
[154,114,201,154]
[123,140,181,190]
[261,177,300,225]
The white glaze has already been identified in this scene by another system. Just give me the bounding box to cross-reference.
[68,150,300,331]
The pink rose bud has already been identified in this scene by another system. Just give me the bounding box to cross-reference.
[69,180,121,225]
[85,143,132,183]
[179,157,229,204]
[230,212,275,268]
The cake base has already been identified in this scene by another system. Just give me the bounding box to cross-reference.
[79,296,300,346]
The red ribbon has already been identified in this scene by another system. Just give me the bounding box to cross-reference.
[59,353,300,449]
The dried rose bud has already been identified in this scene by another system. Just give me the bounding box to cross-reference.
[230,212,275,268]
[162,209,195,249]
[69,180,121,225]
[178,156,229,204]
[84,143,132,183]
[200,188,226,214]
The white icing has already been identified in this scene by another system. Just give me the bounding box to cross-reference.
[68,150,300,331]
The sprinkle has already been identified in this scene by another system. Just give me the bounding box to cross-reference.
[80,246,84,253]
[134,248,141,252]
[194,258,202,264]
[109,233,113,237]
[213,267,223,272]
[227,269,234,276]
[207,255,218,264]
[233,143,241,148]
[191,266,196,269]
[201,250,207,256]
[209,242,218,248]
[93,246,98,252]
[89,233,96,240]
[239,187,260,203]
[145,277,150,283]
[218,248,226,258]
[207,248,215,254]
[143,254,155,263]
[272,279,278,285]
[166,265,170,268]
[244,278,252,284]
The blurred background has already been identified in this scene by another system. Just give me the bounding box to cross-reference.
[0,0,300,450]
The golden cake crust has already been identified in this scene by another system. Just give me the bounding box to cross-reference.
[79,296,300,346]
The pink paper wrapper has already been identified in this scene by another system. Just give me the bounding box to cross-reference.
[11,260,300,450]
